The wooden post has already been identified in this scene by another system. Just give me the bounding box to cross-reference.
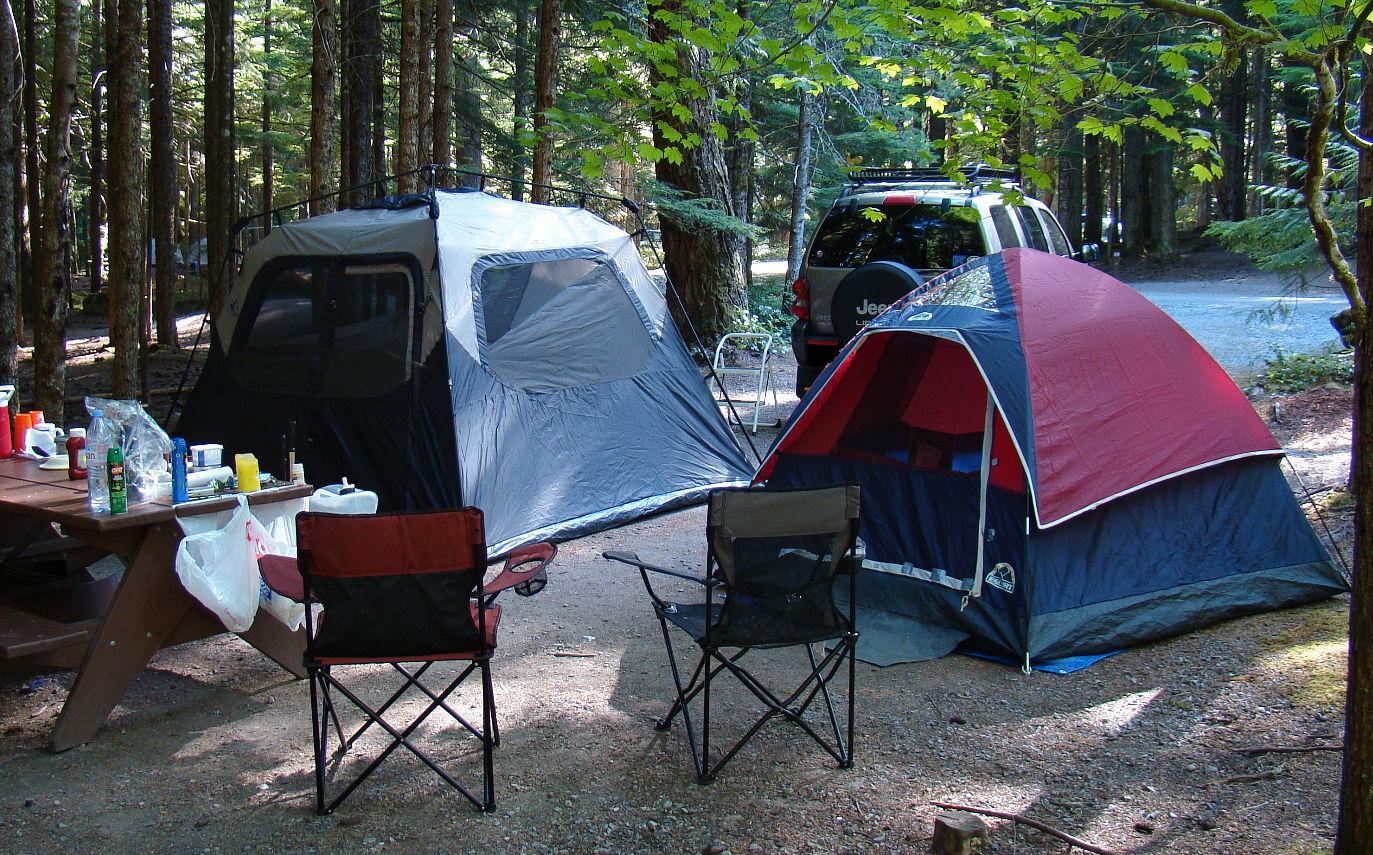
[931,812,987,855]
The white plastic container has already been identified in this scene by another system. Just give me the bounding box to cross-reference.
[189,443,223,468]
[309,481,379,515]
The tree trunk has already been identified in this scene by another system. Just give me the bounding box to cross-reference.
[10,32,20,343]
[1335,51,1373,855]
[343,0,380,204]
[308,0,336,215]
[1283,77,1309,190]
[1216,0,1248,221]
[1147,143,1175,258]
[20,0,35,331]
[0,0,17,385]
[1249,48,1270,214]
[726,1,753,289]
[432,0,451,179]
[372,46,384,195]
[204,0,233,314]
[417,0,432,176]
[149,0,176,348]
[648,0,745,345]
[88,0,104,296]
[1056,114,1084,251]
[530,0,558,203]
[511,0,530,200]
[1083,132,1102,247]
[260,0,273,230]
[396,0,420,192]
[1121,125,1147,257]
[30,0,77,416]
[454,9,482,186]
[338,0,350,203]
[785,88,815,285]
[108,0,143,398]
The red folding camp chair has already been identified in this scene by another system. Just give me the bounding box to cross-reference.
[259,508,554,815]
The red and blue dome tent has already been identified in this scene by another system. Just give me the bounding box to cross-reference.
[756,249,1346,670]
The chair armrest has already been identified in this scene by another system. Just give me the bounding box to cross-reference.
[602,550,709,585]
[487,542,556,597]
[258,553,306,603]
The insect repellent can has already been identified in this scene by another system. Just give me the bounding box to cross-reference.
[108,447,127,514]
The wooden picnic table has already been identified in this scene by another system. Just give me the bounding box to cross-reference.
[0,456,311,751]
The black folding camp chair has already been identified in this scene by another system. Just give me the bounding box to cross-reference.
[258,508,554,815]
[604,484,861,783]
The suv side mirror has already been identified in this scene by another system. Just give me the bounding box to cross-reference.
[1074,243,1101,263]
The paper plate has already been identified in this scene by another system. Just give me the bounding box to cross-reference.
[38,455,70,471]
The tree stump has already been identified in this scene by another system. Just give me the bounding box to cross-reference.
[931,812,988,855]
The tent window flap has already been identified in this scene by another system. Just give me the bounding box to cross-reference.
[476,255,653,392]
[232,257,416,398]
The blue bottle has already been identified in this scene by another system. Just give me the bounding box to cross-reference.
[171,437,189,503]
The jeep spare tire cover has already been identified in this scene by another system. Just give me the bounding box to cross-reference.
[830,261,925,343]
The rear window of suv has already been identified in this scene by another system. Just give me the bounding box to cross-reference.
[808,204,983,271]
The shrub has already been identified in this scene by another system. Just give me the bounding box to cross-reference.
[1259,348,1353,393]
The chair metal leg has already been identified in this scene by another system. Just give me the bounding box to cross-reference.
[845,632,857,768]
[481,659,496,811]
[320,669,482,813]
[309,668,327,816]
[699,646,713,784]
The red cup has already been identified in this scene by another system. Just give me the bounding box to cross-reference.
[13,412,32,452]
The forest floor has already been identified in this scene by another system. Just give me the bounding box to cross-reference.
[0,259,1358,855]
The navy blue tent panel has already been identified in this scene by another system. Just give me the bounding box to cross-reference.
[1026,457,1338,660]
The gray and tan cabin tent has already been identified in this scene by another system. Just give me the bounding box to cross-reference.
[177,188,751,553]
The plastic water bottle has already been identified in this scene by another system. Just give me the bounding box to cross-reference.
[86,410,110,512]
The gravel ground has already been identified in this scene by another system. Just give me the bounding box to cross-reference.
[0,354,1353,855]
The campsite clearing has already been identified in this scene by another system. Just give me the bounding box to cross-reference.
[0,259,1355,854]
[0,382,1353,855]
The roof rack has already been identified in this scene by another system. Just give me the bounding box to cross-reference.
[844,164,1020,189]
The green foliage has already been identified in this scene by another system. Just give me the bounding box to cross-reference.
[1206,139,1358,270]
[1259,348,1353,393]
[732,273,793,346]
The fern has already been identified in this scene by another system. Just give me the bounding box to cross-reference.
[1205,135,1357,271]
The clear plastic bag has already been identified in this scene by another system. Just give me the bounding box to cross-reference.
[84,397,173,503]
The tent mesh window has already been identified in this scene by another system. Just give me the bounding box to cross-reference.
[233,257,415,397]
[477,255,653,392]
[907,265,996,310]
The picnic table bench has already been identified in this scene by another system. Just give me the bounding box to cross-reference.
[0,456,311,750]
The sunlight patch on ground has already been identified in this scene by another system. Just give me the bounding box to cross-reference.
[1065,688,1162,736]
[1257,602,1348,709]
[1285,421,1353,453]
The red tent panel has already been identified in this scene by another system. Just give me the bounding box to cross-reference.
[1005,249,1280,525]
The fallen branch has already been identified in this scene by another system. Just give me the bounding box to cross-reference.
[1210,765,1285,786]
[1237,744,1342,756]
[551,651,597,658]
[930,802,1119,855]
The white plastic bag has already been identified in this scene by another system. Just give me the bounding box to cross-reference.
[174,495,261,632]
[244,506,307,631]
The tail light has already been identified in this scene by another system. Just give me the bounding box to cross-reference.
[790,275,810,320]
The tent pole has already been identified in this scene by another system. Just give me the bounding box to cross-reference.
[963,397,996,610]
